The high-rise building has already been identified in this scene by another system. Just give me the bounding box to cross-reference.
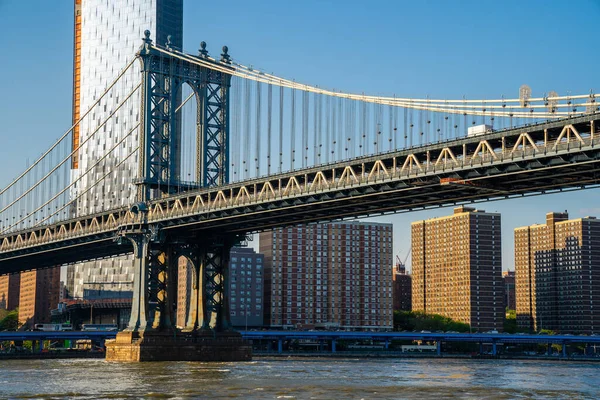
[515,212,600,334]
[67,0,183,300]
[229,247,264,329]
[0,274,20,310]
[392,261,412,311]
[260,221,393,331]
[514,212,566,332]
[411,206,503,332]
[502,270,515,310]
[18,268,61,329]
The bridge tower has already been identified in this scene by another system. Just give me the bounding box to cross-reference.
[106,33,250,362]
[136,30,231,201]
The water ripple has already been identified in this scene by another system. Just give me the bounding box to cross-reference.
[0,358,598,399]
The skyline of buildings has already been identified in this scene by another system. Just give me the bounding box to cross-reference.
[2,208,600,334]
[411,206,504,332]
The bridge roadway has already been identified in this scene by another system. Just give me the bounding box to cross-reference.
[1,113,599,273]
[241,330,600,356]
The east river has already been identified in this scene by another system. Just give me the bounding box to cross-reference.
[1,357,599,399]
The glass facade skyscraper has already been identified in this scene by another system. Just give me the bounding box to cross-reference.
[67,0,183,300]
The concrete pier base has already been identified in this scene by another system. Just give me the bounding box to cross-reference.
[105,331,252,362]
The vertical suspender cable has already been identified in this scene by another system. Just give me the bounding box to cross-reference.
[314,92,318,165]
[255,81,262,178]
[325,96,331,163]
[244,78,251,179]
[419,107,423,146]
[403,107,407,148]
[230,78,236,181]
[337,96,343,160]
[388,104,393,151]
[316,94,322,165]
[365,101,371,154]
[302,90,308,168]
[360,100,366,156]
[393,100,398,150]
[232,77,240,181]
[344,99,349,159]
[279,84,284,173]
[332,94,337,161]
[409,106,414,148]
[291,88,296,170]
[267,83,273,175]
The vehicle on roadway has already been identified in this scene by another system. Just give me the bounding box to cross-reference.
[81,324,118,332]
[33,323,73,331]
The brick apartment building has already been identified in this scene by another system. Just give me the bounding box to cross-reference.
[515,212,600,334]
[411,206,503,332]
[260,221,393,330]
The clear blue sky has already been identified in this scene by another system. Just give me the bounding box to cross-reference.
[1,0,599,270]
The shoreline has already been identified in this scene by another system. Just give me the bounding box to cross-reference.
[252,351,600,362]
[0,352,105,360]
[1,351,598,363]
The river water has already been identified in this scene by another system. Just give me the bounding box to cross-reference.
[0,357,598,399]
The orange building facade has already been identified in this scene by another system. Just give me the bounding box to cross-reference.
[411,206,503,332]
[18,268,60,329]
[0,274,21,310]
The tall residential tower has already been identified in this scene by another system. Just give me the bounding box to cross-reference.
[515,212,600,333]
[260,222,393,331]
[411,206,503,332]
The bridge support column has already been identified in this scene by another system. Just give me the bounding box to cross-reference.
[547,343,552,356]
[106,224,250,361]
[437,341,441,356]
[562,343,567,358]
[492,342,497,356]
[197,235,235,333]
[125,228,152,332]
[332,339,336,353]
[278,339,283,354]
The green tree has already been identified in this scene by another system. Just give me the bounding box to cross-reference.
[504,309,517,333]
[394,310,470,333]
[0,309,19,331]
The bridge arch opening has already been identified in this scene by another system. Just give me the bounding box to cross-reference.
[174,82,201,188]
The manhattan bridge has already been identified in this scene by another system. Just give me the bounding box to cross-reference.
[1,32,599,360]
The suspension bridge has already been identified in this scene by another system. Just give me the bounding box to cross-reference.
[1,31,599,360]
